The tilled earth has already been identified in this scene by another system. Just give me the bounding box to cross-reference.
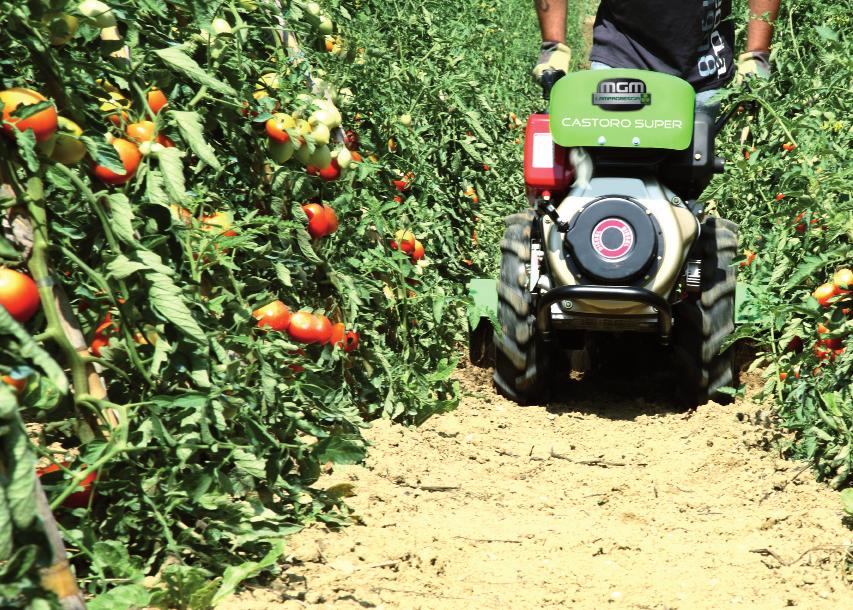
[222,362,852,610]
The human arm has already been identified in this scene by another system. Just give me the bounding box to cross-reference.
[535,0,568,44]
[737,0,781,80]
[533,0,571,80]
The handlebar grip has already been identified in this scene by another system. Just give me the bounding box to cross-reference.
[540,70,565,100]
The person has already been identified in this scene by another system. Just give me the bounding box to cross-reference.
[533,0,780,115]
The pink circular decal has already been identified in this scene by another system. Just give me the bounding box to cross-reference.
[591,218,634,259]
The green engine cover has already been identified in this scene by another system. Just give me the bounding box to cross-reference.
[549,69,695,150]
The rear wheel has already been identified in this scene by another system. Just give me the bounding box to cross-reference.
[673,216,739,406]
[493,210,552,404]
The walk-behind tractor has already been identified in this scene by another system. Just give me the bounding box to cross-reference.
[469,69,739,406]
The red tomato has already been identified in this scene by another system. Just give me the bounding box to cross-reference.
[318,159,341,181]
[2,374,28,393]
[775,193,784,201]
[344,129,359,149]
[313,314,333,344]
[343,330,359,352]
[782,142,796,152]
[252,300,291,331]
[147,87,168,114]
[411,240,425,261]
[302,203,329,238]
[126,120,156,142]
[37,462,97,508]
[287,311,321,343]
[157,134,175,148]
[324,206,338,235]
[0,268,40,322]
[93,138,141,185]
[813,283,836,307]
[330,322,346,347]
[0,88,58,142]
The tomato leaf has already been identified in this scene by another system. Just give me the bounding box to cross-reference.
[154,146,187,203]
[107,254,149,280]
[146,270,208,345]
[315,434,367,465]
[153,46,238,97]
[13,128,39,172]
[88,584,151,610]
[5,409,37,530]
[211,540,288,604]
[145,168,170,206]
[107,193,137,245]
[169,110,222,171]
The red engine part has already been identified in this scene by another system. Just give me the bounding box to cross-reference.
[524,114,573,192]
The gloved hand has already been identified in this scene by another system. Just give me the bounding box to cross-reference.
[736,51,771,84]
[533,41,571,81]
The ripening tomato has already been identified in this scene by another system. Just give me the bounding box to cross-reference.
[739,249,756,268]
[350,151,363,163]
[0,88,58,142]
[324,206,338,235]
[782,142,796,152]
[266,113,295,143]
[93,138,141,185]
[147,87,168,114]
[390,229,416,254]
[202,211,238,236]
[411,240,425,261]
[833,268,852,293]
[313,314,333,344]
[778,372,787,381]
[0,268,40,323]
[50,117,86,164]
[302,203,329,238]
[252,300,291,331]
[287,311,321,343]
[126,120,156,142]
[37,462,97,508]
[813,283,836,307]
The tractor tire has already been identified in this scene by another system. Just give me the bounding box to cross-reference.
[672,216,739,407]
[493,210,552,404]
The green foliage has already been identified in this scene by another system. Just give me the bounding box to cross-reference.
[716,0,852,487]
[0,0,540,603]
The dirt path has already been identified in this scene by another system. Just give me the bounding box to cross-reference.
[223,365,851,610]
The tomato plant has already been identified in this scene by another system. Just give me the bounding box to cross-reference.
[0,0,540,603]
[719,0,852,489]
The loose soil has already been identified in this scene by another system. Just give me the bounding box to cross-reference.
[222,362,852,610]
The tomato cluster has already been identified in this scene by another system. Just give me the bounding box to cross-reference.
[252,300,358,351]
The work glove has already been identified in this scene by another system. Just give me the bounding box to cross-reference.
[533,41,571,81]
[735,51,771,84]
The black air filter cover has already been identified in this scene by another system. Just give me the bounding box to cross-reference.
[565,197,657,283]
